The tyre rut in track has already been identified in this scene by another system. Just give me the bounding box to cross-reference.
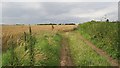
[60,35,74,66]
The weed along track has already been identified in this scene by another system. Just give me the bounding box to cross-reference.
[60,34,74,66]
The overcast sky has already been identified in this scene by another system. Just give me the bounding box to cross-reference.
[2,2,118,24]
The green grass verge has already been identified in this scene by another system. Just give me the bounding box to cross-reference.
[34,32,62,66]
[66,32,110,66]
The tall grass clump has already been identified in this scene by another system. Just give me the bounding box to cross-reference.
[2,25,37,66]
[34,32,62,66]
[28,25,36,66]
[2,35,19,66]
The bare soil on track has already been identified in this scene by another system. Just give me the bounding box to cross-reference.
[60,36,74,66]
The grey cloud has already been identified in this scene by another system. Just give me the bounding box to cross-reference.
[2,2,118,24]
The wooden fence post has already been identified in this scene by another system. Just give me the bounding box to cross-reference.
[29,25,34,66]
